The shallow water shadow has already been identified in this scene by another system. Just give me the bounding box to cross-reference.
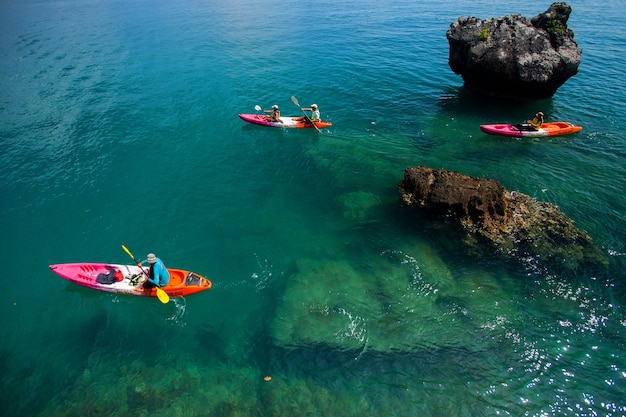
[438,86,556,120]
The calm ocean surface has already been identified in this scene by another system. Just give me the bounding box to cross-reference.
[1,0,625,415]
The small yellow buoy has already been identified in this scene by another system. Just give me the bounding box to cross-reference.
[263,376,272,382]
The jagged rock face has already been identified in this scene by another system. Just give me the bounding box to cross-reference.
[398,166,507,224]
[446,2,582,101]
[398,166,607,269]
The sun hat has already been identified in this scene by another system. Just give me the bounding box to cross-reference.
[147,253,157,263]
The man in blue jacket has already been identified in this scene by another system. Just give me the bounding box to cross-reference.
[140,253,170,289]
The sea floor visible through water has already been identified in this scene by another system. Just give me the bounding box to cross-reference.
[1,0,626,416]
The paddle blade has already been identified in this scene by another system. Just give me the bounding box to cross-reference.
[121,244,134,259]
[156,287,170,304]
[291,96,299,106]
[255,105,262,111]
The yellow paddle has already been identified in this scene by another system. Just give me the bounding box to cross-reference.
[121,245,170,304]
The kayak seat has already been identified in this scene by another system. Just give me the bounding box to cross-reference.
[514,123,540,131]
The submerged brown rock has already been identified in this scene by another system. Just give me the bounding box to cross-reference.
[398,166,607,269]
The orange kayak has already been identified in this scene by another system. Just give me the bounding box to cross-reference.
[50,263,212,299]
[480,121,583,137]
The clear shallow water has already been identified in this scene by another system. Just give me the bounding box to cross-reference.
[1,0,625,415]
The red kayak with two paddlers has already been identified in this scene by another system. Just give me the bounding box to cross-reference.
[238,113,332,129]
[239,96,331,129]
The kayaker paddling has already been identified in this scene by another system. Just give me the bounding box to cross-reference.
[297,103,320,123]
[242,97,330,129]
[139,253,170,289]
[262,104,281,122]
[239,113,332,129]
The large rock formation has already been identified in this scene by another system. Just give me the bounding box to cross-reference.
[446,2,582,101]
[398,166,607,269]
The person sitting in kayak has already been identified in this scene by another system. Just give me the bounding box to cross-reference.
[139,253,170,289]
[298,103,320,123]
[515,111,544,131]
[263,105,280,121]
[529,111,544,130]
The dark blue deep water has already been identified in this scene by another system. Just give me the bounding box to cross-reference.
[1,0,625,415]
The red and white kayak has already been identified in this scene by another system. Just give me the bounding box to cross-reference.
[50,263,212,299]
[238,113,332,129]
[480,122,582,137]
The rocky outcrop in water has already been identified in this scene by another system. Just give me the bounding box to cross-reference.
[446,2,581,101]
[398,166,607,269]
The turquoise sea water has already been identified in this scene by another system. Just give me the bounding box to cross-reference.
[2,0,626,415]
